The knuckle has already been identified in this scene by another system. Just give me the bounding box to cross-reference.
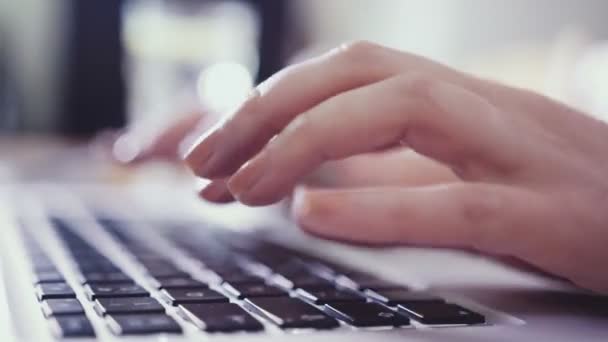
[273,113,315,151]
[333,40,383,64]
[285,112,315,136]
[330,41,405,81]
[283,112,335,161]
[393,73,437,98]
[388,73,439,128]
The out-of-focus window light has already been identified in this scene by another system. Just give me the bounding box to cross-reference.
[120,0,259,155]
[196,62,253,114]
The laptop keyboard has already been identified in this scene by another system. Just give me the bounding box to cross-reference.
[20,228,97,338]
[18,215,487,339]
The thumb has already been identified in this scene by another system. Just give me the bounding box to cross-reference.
[292,184,554,255]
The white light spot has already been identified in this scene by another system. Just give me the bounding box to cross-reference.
[197,62,253,114]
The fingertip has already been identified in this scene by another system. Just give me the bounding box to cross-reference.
[185,89,263,178]
[291,187,333,233]
[229,191,280,207]
[292,189,362,245]
[198,180,235,203]
[184,129,221,177]
[291,187,313,224]
[291,188,405,245]
[227,152,292,207]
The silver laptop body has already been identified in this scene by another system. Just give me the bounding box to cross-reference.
[1,183,607,342]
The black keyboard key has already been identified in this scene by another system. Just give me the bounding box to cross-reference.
[278,274,334,289]
[85,283,149,300]
[296,288,365,304]
[33,266,60,274]
[32,271,65,284]
[144,263,189,278]
[107,314,182,335]
[270,259,315,276]
[161,288,228,305]
[335,273,405,290]
[94,297,165,316]
[181,303,264,333]
[397,302,485,325]
[324,302,410,327]
[149,270,191,278]
[51,315,96,338]
[69,251,106,259]
[133,254,167,262]
[244,297,339,329]
[218,272,263,284]
[195,253,237,267]
[223,283,285,299]
[30,255,55,266]
[138,259,176,268]
[41,298,85,316]
[76,262,122,273]
[365,289,445,306]
[149,277,208,290]
[32,261,59,273]
[79,272,133,284]
[35,283,76,301]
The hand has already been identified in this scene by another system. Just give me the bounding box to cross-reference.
[121,103,458,202]
[184,41,608,293]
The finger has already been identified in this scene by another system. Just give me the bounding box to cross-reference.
[228,76,519,205]
[185,41,461,178]
[307,150,459,188]
[291,183,555,256]
[126,112,206,163]
[198,180,235,203]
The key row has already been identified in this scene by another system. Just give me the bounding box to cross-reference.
[53,218,184,336]
[20,226,96,338]
[99,219,487,333]
[169,228,487,327]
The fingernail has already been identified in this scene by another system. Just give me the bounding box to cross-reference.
[227,153,268,199]
[199,181,228,202]
[246,87,261,101]
[184,129,220,176]
[292,189,333,236]
[292,187,313,222]
[185,89,261,177]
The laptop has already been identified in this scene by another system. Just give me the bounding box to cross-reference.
[1,179,607,342]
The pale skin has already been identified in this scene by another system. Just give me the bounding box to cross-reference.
[128,41,608,294]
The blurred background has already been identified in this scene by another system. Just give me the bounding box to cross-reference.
[0,0,607,173]
[0,1,606,303]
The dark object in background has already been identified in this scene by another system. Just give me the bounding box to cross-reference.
[60,0,126,136]
[249,0,288,84]
[0,29,20,132]
[59,0,288,137]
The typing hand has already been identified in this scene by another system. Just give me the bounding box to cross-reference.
[184,41,608,293]
[122,103,457,203]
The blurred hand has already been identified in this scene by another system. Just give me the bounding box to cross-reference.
[183,41,608,293]
[123,110,207,163]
